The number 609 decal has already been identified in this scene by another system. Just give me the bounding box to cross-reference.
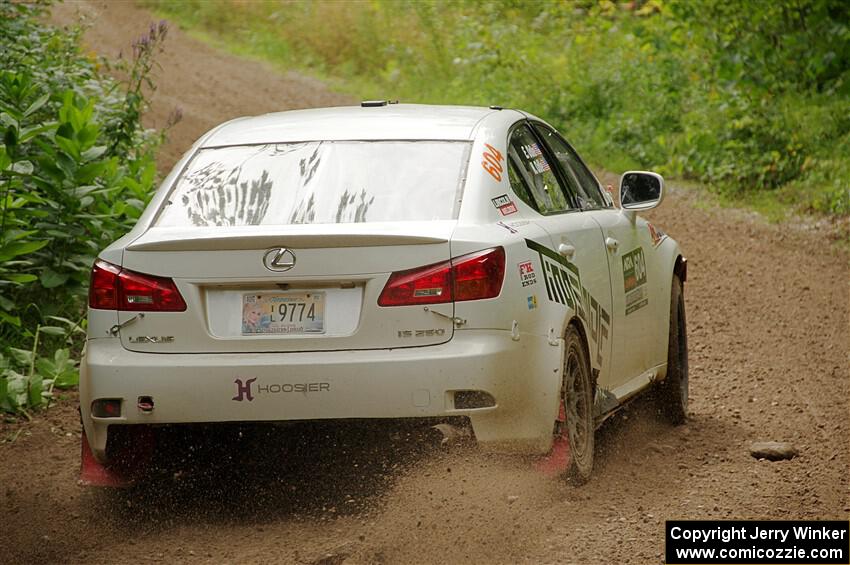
[482,143,503,182]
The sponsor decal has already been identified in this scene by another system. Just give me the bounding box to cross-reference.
[530,157,550,174]
[492,194,511,207]
[482,143,504,181]
[492,194,518,216]
[231,377,330,402]
[647,222,666,247]
[518,260,537,287]
[527,295,538,310]
[232,378,257,402]
[524,238,611,366]
[522,143,543,158]
[521,143,551,174]
[499,202,517,215]
[622,247,649,315]
[496,220,518,234]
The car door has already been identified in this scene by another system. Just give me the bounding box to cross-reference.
[590,209,668,394]
[531,123,657,394]
[505,122,614,394]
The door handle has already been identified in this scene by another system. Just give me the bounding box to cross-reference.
[605,237,619,253]
[558,243,576,259]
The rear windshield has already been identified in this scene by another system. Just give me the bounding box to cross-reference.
[155,141,471,227]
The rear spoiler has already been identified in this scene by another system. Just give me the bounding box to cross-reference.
[126,224,453,252]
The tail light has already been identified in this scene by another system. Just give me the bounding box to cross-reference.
[378,247,505,306]
[89,260,187,311]
[453,247,506,302]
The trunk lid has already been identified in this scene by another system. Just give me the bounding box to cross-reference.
[118,222,456,353]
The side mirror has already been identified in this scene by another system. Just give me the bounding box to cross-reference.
[619,171,664,211]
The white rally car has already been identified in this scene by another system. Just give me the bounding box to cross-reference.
[80,103,687,485]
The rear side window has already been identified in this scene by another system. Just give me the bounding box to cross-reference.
[507,159,537,211]
[507,124,571,214]
[155,141,471,227]
[532,124,608,209]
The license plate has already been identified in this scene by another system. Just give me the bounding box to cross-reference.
[241,292,325,335]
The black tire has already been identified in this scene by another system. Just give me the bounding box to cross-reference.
[563,325,595,484]
[658,274,688,424]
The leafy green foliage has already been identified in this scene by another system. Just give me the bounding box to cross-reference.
[149,0,850,216]
[0,3,174,414]
[0,319,84,414]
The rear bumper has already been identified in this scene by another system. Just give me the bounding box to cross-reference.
[80,330,563,461]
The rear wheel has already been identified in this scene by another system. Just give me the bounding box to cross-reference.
[563,325,595,484]
[657,274,688,424]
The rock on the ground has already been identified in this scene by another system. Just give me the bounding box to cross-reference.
[749,441,799,461]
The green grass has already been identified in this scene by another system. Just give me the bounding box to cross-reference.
[144,0,850,219]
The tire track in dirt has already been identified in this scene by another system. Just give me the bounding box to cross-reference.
[1,2,847,564]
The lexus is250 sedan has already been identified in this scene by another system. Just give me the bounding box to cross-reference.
[80,102,687,485]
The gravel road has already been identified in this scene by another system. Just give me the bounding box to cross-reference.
[2,2,847,563]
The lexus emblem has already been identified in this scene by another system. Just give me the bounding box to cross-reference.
[263,248,296,272]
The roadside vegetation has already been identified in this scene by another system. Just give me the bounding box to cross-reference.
[147,0,850,218]
[0,3,174,415]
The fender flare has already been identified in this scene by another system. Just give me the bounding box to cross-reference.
[674,255,687,284]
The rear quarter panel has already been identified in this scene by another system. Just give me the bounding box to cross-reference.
[454,109,568,341]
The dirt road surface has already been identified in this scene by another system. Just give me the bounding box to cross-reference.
[2,2,848,564]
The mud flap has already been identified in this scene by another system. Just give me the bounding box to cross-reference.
[79,430,132,488]
[534,399,571,477]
